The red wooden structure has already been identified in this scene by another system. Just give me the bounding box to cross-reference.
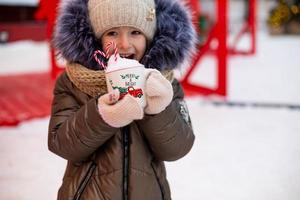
[183,0,228,96]
[183,0,257,97]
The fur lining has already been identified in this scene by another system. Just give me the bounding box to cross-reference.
[53,0,196,71]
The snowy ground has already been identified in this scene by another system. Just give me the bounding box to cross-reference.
[1,15,300,200]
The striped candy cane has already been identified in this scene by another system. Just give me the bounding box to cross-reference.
[105,41,118,61]
[93,50,107,70]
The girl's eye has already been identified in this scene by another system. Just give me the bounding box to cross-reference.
[106,31,118,36]
[131,30,142,35]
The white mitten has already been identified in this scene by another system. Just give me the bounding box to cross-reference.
[144,69,174,115]
[98,89,144,127]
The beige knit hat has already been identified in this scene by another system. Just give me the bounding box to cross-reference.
[88,0,157,41]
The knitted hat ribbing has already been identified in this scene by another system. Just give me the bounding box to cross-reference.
[88,0,157,41]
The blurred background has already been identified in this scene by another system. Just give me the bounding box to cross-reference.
[1,0,300,199]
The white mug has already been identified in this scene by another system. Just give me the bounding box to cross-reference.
[105,55,147,108]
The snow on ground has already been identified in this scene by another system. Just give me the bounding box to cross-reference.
[1,24,300,200]
[0,118,65,200]
[228,33,300,104]
[167,98,300,200]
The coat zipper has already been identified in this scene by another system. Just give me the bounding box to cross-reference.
[122,126,130,200]
[73,162,97,200]
[151,163,165,200]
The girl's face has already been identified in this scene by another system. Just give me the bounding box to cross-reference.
[101,26,147,62]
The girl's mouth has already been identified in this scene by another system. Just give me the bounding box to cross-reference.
[120,54,135,59]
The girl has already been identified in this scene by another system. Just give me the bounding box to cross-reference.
[49,0,196,199]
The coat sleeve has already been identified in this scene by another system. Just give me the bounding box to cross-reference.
[136,79,195,161]
[48,73,118,162]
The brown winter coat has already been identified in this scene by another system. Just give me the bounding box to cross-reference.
[48,72,195,200]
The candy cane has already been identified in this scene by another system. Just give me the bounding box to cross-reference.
[93,50,107,70]
[105,41,118,61]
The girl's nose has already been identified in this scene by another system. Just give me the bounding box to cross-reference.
[117,34,130,50]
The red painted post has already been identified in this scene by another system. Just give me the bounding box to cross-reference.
[35,0,63,79]
[216,0,228,96]
[182,0,256,97]
[249,0,257,54]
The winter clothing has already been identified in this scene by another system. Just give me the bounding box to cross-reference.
[98,89,144,128]
[144,69,174,115]
[88,0,157,40]
[49,73,194,200]
[49,0,196,199]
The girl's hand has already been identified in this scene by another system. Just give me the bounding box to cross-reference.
[144,69,174,115]
[98,89,143,127]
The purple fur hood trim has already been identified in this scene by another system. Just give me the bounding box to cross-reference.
[53,0,196,70]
